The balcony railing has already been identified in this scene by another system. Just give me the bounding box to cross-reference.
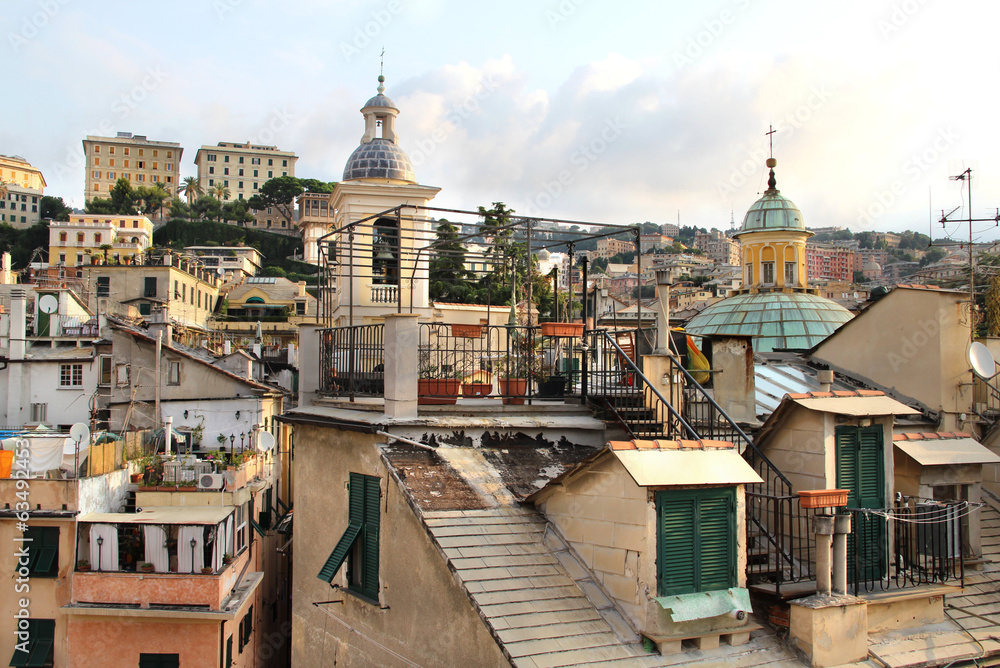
[370,284,399,303]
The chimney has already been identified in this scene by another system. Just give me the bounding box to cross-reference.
[817,369,834,393]
[224,340,231,355]
[298,281,306,297]
[9,289,26,361]
[709,335,756,423]
[654,268,672,353]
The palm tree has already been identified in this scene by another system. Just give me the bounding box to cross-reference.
[212,184,231,201]
[178,176,203,204]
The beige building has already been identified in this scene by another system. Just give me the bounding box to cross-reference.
[82,132,182,200]
[48,214,153,267]
[694,229,740,266]
[194,141,298,234]
[596,236,636,258]
[0,154,46,227]
[183,246,263,280]
[297,192,335,264]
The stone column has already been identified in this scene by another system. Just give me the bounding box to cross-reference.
[298,324,322,407]
[383,313,420,419]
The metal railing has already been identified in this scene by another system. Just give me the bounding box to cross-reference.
[973,374,1000,426]
[847,502,965,595]
[319,324,385,398]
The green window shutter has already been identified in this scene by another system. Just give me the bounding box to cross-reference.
[22,528,58,577]
[657,488,735,596]
[9,619,54,667]
[835,427,859,505]
[317,523,360,583]
[361,476,381,600]
[249,517,266,537]
[225,636,233,667]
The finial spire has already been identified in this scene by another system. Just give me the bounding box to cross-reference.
[764,125,778,190]
[377,48,386,94]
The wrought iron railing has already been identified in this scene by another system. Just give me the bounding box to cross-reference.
[319,324,385,398]
[847,502,965,595]
[973,374,1000,426]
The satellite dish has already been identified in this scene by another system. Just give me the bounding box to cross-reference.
[38,294,58,314]
[257,432,274,453]
[969,342,996,379]
[69,422,90,444]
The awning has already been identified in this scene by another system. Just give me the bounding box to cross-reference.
[79,506,234,525]
[895,438,1000,466]
[612,449,763,487]
[793,395,920,416]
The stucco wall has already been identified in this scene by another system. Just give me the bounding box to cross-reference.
[291,423,510,668]
[66,618,227,668]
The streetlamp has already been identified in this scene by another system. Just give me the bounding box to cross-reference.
[229,434,235,459]
[239,432,246,453]
[96,536,104,572]
[190,538,197,574]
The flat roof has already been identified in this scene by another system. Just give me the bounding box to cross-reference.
[79,506,234,525]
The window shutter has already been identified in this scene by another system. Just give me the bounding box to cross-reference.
[362,476,381,600]
[316,524,360,583]
[657,494,696,596]
[34,527,59,575]
[657,488,735,596]
[696,492,735,593]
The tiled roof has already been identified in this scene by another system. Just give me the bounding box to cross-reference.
[785,390,885,399]
[894,284,941,290]
[608,439,734,451]
[892,431,973,441]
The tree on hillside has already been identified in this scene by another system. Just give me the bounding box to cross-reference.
[247,175,303,222]
[191,195,222,222]
[222,199,255,226]
[84,197,117,214]
[298,178,337,194]
[210,184,231,201]
[919,247,947,266]
[39,196,71,221]
[135,184,170,220]
[168,197,191,220]
[178,176,203,204]
[109,177,139,215]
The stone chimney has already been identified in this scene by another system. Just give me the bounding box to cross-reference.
[709,334,756,423]
[654,268,672,352]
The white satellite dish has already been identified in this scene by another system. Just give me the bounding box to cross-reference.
[257,431,275,453]
[69,422,90,444]
[969,342,997,379]
[38,294,58,314]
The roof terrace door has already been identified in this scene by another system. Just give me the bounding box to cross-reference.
[836,425,886,585]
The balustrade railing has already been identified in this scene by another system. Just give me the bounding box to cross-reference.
[319,324,385,398]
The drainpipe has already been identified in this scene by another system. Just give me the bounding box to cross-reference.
[165,415,173,457]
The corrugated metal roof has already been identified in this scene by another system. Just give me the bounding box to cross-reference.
[612,449,763,487]
[895,438,1000,466]
[754,362,855,415]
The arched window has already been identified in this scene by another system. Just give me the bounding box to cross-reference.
[245,297,265,304]
[761,246,776,285]
[371,217,399,285]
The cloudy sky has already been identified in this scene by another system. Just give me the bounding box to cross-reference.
[4,0,1000,241]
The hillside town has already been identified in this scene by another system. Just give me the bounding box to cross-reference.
[5,73,1000,668]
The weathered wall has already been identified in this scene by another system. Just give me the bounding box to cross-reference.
[66,618,225,668]
[759,408,828,492]
[291,423,510,668]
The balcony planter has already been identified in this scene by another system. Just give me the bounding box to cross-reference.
[201,567,214,574]
[462,382,492,398]
[500,378,528,405]
[130,473,143,483]
[450,323,483,338]
[540,322,584,338]
[418,378,460,405]
[537,376,567,398]
[139,562,155,573]
[797,489,849,509]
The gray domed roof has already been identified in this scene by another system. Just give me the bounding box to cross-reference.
[363,93,398,110]
[685,291,852,352]
[342,138,416,182]
[739,189,806,234]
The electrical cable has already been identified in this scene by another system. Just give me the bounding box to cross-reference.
[311,602,422,668]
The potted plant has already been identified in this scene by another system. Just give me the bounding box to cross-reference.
[499,330,541,405]
[450,323,484,338]
[417,362,460,405]
[76,559,91,572]
[540,321,585,338]
[139,562,155,573]
[536,357,568,398]
[201,566,214,574]
[461,372,493,398]
[223,553,233,565]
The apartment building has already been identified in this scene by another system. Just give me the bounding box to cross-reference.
[48,214,153,267]
[82,132,182,200]
[0,154,46,227]
[595,236,635,258]
[693,229,740,266]
[805,241,856,281]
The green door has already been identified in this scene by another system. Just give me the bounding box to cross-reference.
[836,425,886,583]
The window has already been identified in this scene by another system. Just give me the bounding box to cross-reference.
[268,171,273,178]
[109,158,115,167]
[124,148,129,155]
[22,526,59,577]
[92,170,101,179]
[656,487,735,596]
[144,276,157,297]
[238,156,244,164]
[317,472,380,601]
[137,161,144,169]
[153,150,158,158]
[296,302,305,316]
[253,169,258,177]
[94,146,100,153]
[268,158,273,166]
[99,355,112,385]
[9,618,54,667]
[30,403,46,423]
[239,605,254,652]
[109,147,115,154]
[139,302,151,316]
[123,160,129,168]
[209,166,214,175]
[761,261,775,285]
[224,155,230,163]
[236,503,248,553]
[107,172,115,180]
[224,167,229,176]
[94,233,101,243]
[167,361,180,385]
[784,261,796,286]
[226,636,233,666]
[282,159,287,167]
[167,151,173,158]
[238,169,244,176]
[152,162,157,170]
[209,179,214,186]
[58,232,67,242]
[138,654,179,668]
[59,364,83,387]
[251,157,260,165]
[207,154,216,162]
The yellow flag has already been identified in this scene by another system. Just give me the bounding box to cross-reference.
[686,335,710,385]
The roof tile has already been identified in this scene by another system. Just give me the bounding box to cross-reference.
[653,440,680,450]
[788,393,810,399]
[857,390,885,396]
[956,432,973,438]
[634,440,658,450]
[700,439,734,449]
[921,432,941,440]
[678,439,703,450]
[810,391,834,398]
[832,391,857,397]
[892,434,906,441]
[608,441,635,451]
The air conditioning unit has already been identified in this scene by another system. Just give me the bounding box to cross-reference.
[198,473,225,490]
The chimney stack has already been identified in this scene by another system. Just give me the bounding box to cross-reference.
[817,369,834,393]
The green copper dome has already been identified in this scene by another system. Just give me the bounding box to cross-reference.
[739,189,805,234]
[685,292,852,352]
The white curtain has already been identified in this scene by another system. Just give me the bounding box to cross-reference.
[224,516,234,562]
[177,525,204,573]
[89,524,119,572]
[211,523,224,572]
[143,525,169,573]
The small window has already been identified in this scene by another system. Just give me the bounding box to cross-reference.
[9,619,54,667]
[116,364,130,385]
[144,276,157,297]
[23,526,59,577]
[59,363,83,387]
[139,302,151,316]
[656,487,735,596]
[784,261,796,286]
[236,503,248,553]
[99,355,112,385]
[762,261,775,285]
[167,361,180,385]
[138,654,179,668]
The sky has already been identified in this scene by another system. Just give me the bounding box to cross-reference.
[4,0,1000,242]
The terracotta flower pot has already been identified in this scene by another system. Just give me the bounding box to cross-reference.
[418,378,460,405]
[540,322,584,338]
[450,323,483,338]
[500,378,528,405]
[462,382,492,398]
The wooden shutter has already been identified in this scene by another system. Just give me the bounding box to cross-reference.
[836,426,886,581]
[657,488,735,596]
[361,475,381,600]
[316,524,360,583]
[25,527,58,576]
